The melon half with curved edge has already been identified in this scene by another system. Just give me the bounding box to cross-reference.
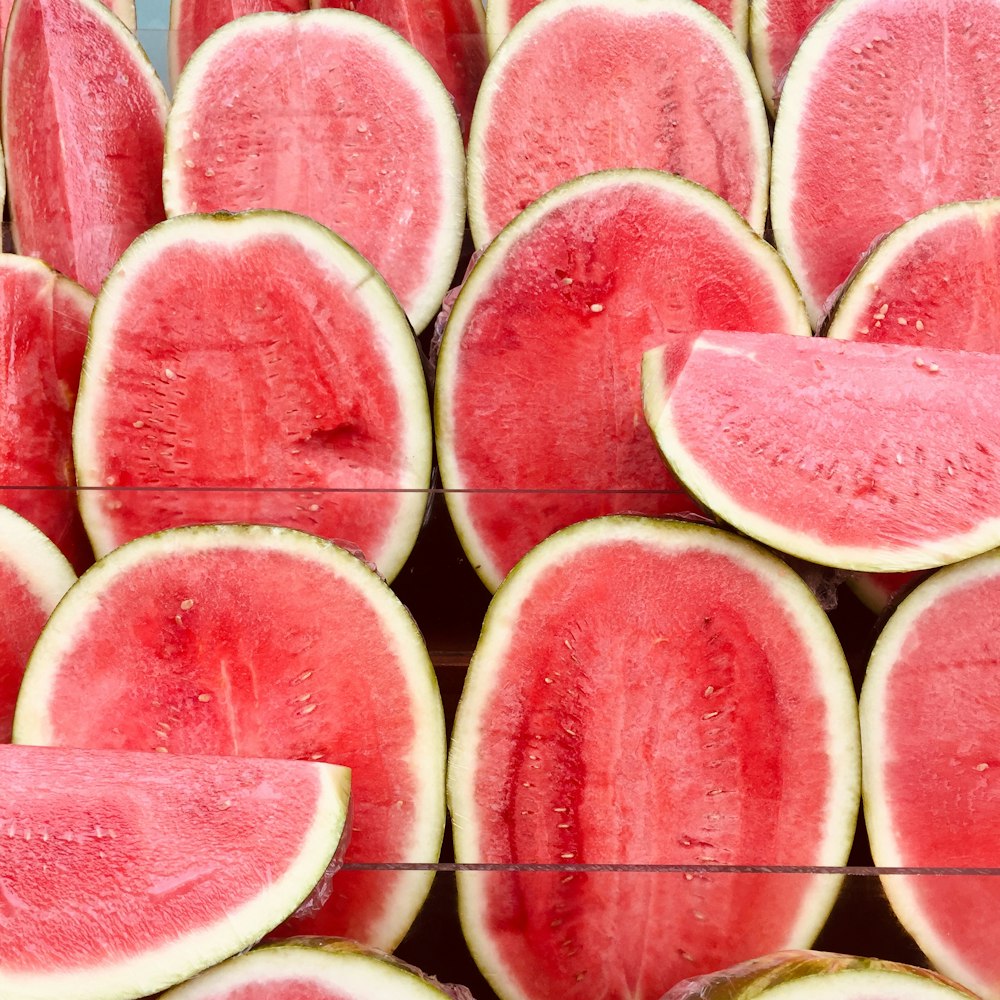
[861,553,1000,1000]
[0,743,350,1000]
[771,0,1000,327]
[2,0,166,295]
[0,506,75,742]
[14,523,445,952]
[449,516,860,1000]
[436,170,807,591]
[467,0,770,249]
[73,210,431,583]
[164,9,465,332]
[643,331,1000,572]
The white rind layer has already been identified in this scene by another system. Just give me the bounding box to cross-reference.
[748,0,778,115]
[13,522,446,952]
[448,515,860,1000]
[762,969,979,1000]
[0,504,77,612]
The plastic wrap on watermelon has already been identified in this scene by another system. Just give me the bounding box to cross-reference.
[288,794,354,921]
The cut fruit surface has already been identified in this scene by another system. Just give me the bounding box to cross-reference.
[0,507,75,742]
[771,0,1000,326]
[164,9,465,332]
[2,0,166,295]
[449,516,859,1000]
[643,331,1000,572]
[14,523,445,952]
[73,211,431,583]
[0,743,350,1000]
[0,0,135,55]
[861,553,1000,1000]
[467,0,769,248]
[436,170,808,591]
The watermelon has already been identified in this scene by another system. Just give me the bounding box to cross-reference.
[0,507,76,743]
[467,0,770,249]
[847,570,926,615]
[72,210,432,583]
[2,0,167,295]
[449,516,860,1000]
[0,254,93,572]
[771,0,1000,327]
[13,523,446,952]
[861,552,1000,999]
[436,169,808,591]
[163,9,465,332]
[0,743,351,1000]
[643,331,1000,572]
[312,0,487,143]
[158,938,475,999]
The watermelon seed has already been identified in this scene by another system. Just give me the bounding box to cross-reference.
[976,762,989,771]
[156,747,167,752]
[693,911,706,921]
[219,800,232,810]
[896,454,904,465]
[198,694,212,703]
[544,677,553,684]
[898,317,908,325]
[704,686,715,696]
[702,711,719,720]
[561,875,574,883]
[560,852,575,859]
[309,504,320,512]
[293,670,313,685]
[180,599,195,610]
[205,169,216,178]
[164,368,176,379]
[589,304,604,313]
[553,807,567,812]
[684,873,694,881]
[860,326,869,334]
[928,363,940,373]
[558,823,570,829]
[916,319,925,330]
[299,704,318,715]
[681,951,695,963]
[133,420,144,428]
[184,159,195,168]
[576,972,587,982]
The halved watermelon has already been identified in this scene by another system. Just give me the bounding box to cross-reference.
[436,170,808,591]
[0,743,350,1000]
[163,9,465,332]
[72,211,432,583]
[643,331,1000,572]
[467,0,770,248]
[449,516,859,1000]
[13,523,445,952]
[0,506,75,742]
[771,0,1000,327]
[0,254,93,572]
[861,553,1000,999]
[2,0,167,295]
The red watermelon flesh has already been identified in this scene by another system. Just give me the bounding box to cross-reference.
[861,553,1000,999]
[436,170,808,591]
[771,0,1000,327]
[313,0,486,142]
[2,0,167,296]
[13,523,445,952]
[0,0,135,53]
[0,255,93,573]
[467,0,770,248]
[449,517,859,1000]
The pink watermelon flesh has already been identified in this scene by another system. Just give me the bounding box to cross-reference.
[2,0,166,295]
[643,332,1000,572]
[436,171,807,590]
[771,0,1000,325]
[0,743,350,998]
[450,518,858,1000]
[468,0,768,247]
[0,257,93,573]
[14,525,443,951]
[751,0,834,110]
[313,0,486,142]
[169,0,311,85]
[0,0,134,56]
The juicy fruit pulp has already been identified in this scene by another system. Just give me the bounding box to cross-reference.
[0,744,351,1000]
[449,517,859,1000]
[14,523,446,952]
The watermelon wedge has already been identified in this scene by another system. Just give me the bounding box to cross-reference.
[771,0,1000,327]
[0,0,136,61]
[449,516,860,1000]
[158,938,475,999]
[0,254,93,573]
[72,211,432,583]
[0,743,351,1000]
[861,552,1000,999]
[436,170,808,591]
[847,570,925,615]
[13,523,446,952]
[163,9,465,332]
[643,331,1000,572]
[0,507,75,743]
[467,0,770,248]
[2,0,167,295]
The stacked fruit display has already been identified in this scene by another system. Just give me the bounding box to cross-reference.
[1,0,1000,999]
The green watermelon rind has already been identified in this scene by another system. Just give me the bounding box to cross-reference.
[436,168,808,593]
[860,551,1000,999]
[12,521,447,952]
[163,8,466,334]
[72,209,433,584]
[466,0,771,249]
[0,747,352,1000]
[448,515,860,1000]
